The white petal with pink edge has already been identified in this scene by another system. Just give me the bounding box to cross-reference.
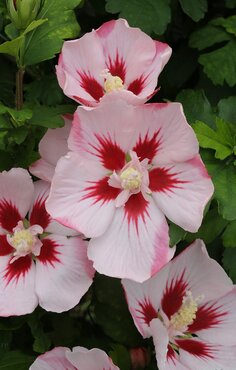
[131,103,199,165]
[46,152,117,237]
[0,255,37,316]
[67,346,120,370]
[0,168,34,233]
[56,32,105,105]
[29,116,72,182]
[176,338,236,370]
[191,287,236,346]
[35,235,94,312]
[122,268,169,337]
[29,180,77,236]
[68,101,135,170]
[88,195,174,282]
[29,347,74,370]
[150,156,214,232]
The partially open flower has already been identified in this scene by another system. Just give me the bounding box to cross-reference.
[7,0,42,30]
[56,19,172,106]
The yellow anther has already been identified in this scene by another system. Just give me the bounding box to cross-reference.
[120,167,142,190]
[170,291,198,332]
[104,74,124,93]
[11,229,34,254]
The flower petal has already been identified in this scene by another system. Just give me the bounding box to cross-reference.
[67,346,120,370]
[56,31,105,105]
[131,103,199,164]
[150,156,214,232]
[88,194,174,282]
[150,318,173,370]
[35,235,94,312]
[29,347,74,370]
[46,152,117,237]
[0,255,37,316]
[29,116,72,182]
[0,168,33,232]
[68,101,136,170]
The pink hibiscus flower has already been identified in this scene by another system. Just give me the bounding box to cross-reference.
[0,168,94,316]
[29,115,72,182]
[46,100,214,282]
[56,18,172,106]
[122,240,236,370]
[29,346,120,370]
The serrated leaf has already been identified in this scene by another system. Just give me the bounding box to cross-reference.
[218,96,236,125]
[223,248,236,282]
[179,0,207,22]
[199,41,236,86]
[105,0,171,35]
[189,25,231,51]
[176,89,215,127]
[23,0,81,66]
[29,105,74,128]
[0,351,34,370]
[193,118,234,159]
[202,150,236,220]
[222,220,236,247]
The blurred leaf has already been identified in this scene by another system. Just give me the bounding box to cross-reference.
[0,331,12,354]
[186,207,229,244]
[176,89,215,127]
[0,316,26,331]
[105,0,171,35]
[169,222,186,247]
[29,105,74,128]
[109,344,131,370]
[222,220,236,247]
[0,351,34,370]
[193,118,235,160]
[25,75,63,105]
[218,96,236,125]
[23,0,82,66]
[179,0,207,22]
[9,127,28,144]
[0,150,14,170]
[94,275,142,346]
[189,25,231,50]
[27,313,51,353]
[199,41,236,86]
[225,0,236,7]
[211,15,236,36]
[223,248,236,282]
[202,150,236,221]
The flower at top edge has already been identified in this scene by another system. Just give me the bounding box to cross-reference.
[56,18,172,106]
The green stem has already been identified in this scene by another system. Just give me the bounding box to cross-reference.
[15,67,25,110]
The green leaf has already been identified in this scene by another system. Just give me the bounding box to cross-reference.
[105,0,171,35]
[0,331,12,354]
[94,275,142,346]
[10,127,28,144]
[25,75,63,105]
[225,0,236,7]
[202,150,236,220]
[193,118,235,160]
[222,220,236,247]
[189,25,231,51]
[109,344,131,370]
[169,222,186,247]
[199,41,236,86]
[179,0,207,22]
[211,15,236,36]
[23,0,82,66]
[0,150,14,171]
[223,248,236,282]
[0,351,34,370]
[176,89,215,127]
[218,96,236,125]
[27,313,51,353]
[29,105,74,128]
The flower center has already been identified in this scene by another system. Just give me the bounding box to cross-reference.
[120,167,142,190]
[170,291,199,332]
[7,221,43,262]
[102,69,124,93]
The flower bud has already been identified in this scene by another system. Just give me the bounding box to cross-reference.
[129,347,150,369]
[7,0,42,30]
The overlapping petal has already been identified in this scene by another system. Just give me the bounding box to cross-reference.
[30,347,74,370]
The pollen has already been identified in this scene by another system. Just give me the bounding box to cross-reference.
[170,291,198,332]
[120,167,142,190]
[103,71,124,93]
[10,229,34,254]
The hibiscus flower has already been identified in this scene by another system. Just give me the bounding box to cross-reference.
[46,100,214,282]
[122,239,236,370]
[0,168,94,316]
[30,346,120,370]
[56,18,172,106]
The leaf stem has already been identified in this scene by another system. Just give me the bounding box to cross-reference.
[16,67,25,110]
